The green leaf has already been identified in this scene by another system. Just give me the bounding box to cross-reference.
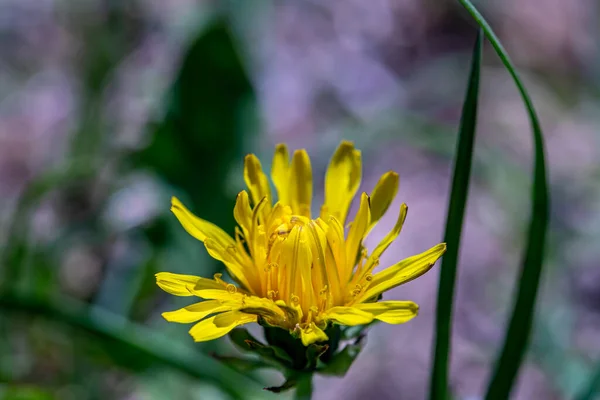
[575,361,600,400]
[454,2,550,399]
[429,30,482,400]
[318,342,364,377]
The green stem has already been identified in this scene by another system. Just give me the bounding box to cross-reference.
[0,293,263,399]
[294,373,313,400]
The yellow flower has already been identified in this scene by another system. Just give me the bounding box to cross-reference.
[156,141,446,346]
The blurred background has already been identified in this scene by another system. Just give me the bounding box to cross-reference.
[1,1,599,399]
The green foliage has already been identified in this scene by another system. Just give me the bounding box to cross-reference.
[429,30,482,400]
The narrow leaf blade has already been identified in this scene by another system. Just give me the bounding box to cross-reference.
[429,29,483,400]
[455,1,550,399]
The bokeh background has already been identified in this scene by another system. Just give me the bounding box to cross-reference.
[1,1,599,399]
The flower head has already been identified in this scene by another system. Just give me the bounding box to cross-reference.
[156,141,446,346]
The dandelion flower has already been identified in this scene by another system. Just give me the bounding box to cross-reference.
[156,141,446,346]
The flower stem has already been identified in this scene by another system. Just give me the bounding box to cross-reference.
[294,373,313,400]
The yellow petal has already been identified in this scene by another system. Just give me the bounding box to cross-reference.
[271,144,290,205]
[306,220,331,300]
[275,300,303,326]
[171,197,235,249]
[315,217,345,304]
[323,306,374,326]
[362,203,408,275]
[360,243,447,301]
[244,154,272,220]
[345,193,371,278]
[189,311,257,342]
[299,322,328,346]
[296,228,315,311]
[368,171,399,232]
[355,301,418,324]
[239,296,286,321]
[289,149,312,217]
[155,272,223,296]
[189,287,245,301]
[233,191,253,239]
[321,141,361,223]
[279,224,305,302]
[162,300,234,323]
[204,238,254,291]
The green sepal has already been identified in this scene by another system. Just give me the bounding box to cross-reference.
[318,337,365,377]
[263,325,308,369]
[228,327,263,351]
[341,319,380,340]
[265,372,313,397]
[228,328,294,369]
[305,344,329,370]
[245,339,294,367]
[263,377,298,393]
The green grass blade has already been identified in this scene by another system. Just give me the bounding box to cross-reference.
[429,30,482,400]
[575,362,600,400]
[454,1,550,399]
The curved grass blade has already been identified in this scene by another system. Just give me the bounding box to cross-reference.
[429,29,482,400]
[455,1,550,399]
[575,361,600,400]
